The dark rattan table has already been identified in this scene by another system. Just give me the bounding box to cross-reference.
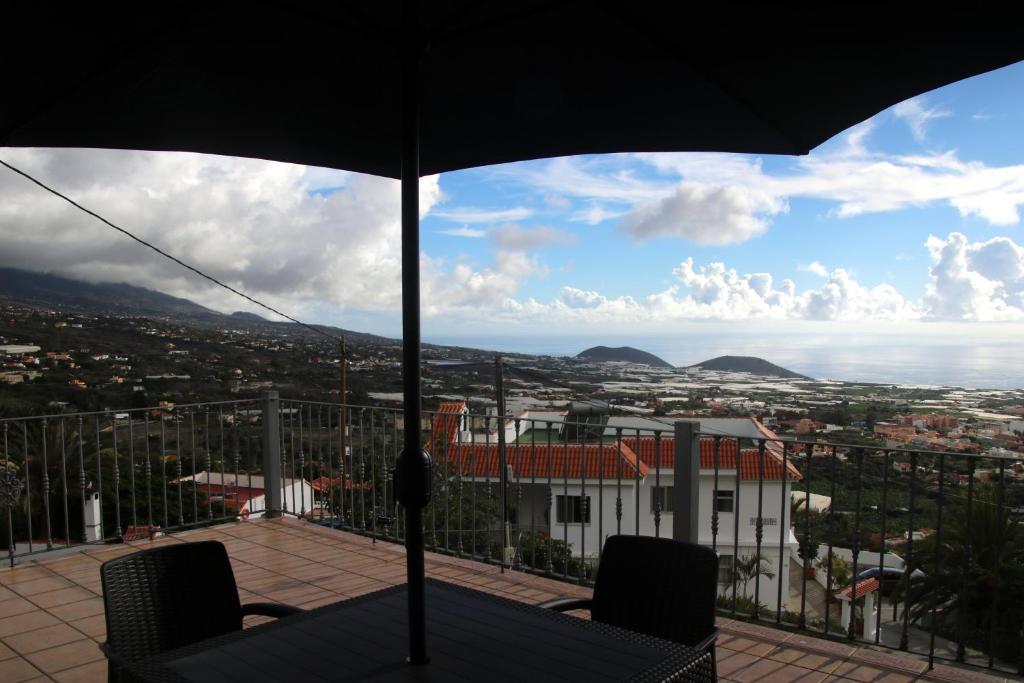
[125,578,715,682]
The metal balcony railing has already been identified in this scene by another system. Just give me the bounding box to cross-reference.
[1,393,1021,676]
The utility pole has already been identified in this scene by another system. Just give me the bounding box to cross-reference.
[495,356,508,573]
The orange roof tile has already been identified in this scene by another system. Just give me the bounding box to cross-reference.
[440,441,648,480]
[836,577,880,600]
[621,437,802,482]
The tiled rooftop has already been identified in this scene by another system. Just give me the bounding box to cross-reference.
[0,518,1015,683]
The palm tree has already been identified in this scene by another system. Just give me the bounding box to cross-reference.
[735,554,775,599]
[891,484,1024,663]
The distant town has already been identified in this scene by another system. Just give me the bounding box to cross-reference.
[2,300,1022,462]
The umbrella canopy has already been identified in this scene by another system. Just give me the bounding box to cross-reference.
[3,0,1023,666]
[3,3,1022,175]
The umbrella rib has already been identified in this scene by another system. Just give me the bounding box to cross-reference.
[592,1,811,155]
[0,5,203,146]
[427,0,568,46]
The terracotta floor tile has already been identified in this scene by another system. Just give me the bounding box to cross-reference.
[0,597,39,619]
[0,656,45,683]
[5,623,87,655]
[0,609,61,638]
[9,576,74,597]
[831,660,918,683]
[24,638,104,674]
[48,598,105,623]
[716,650,761,677]
[774,650,843,673]
[728,656,829,683]
[67,615,106,639]
[52,658,107,683]
[29,586,97,609]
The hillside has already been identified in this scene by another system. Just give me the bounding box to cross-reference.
[577,345,673,368]
[688,355,810,380]
[0,267,218,318]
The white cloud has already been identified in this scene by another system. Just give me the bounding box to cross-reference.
[893,96,952,141]
[799,261,829,277]
[570,204,625,225]
[488,224,576,251]
[620,182,784,244]
[924,232,1024,321]
[0,148,463,318]
[431,206,533,223]
[438,226,486,238]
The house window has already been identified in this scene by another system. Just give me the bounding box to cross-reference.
[717,554,734,585]
[650,486,674,514]
[555,495,591,524]
[714,490,734,513]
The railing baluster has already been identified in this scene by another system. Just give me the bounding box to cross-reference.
[326,406,334,524]
[545,420,553,575]
[175,412,184,527]
[298,406,306,517]
[848,449,864,640]
[126,413,136,530]
[41,418,53,549]
[514,418,522,570]
[615,427,622,537]
[731,438,741,615]
[899,451,917,651]
[529,419,537,569]
[59,418,70,548]
[653,431,661,539]
[776,440,788,622]
[145,414,154,528]
[77,417,87,544]
[824,445,838,635]
[986,460,1005,669]
[799,442,812,629]
[358,409,366,531]
[218,409,226,520]
[711,436,720,553]
[94,417,103,539]
[485,418,493,563]
[579,415,586,583]
[368,409,377,540]
[634,428,641,537]
[22,421,33,552]
[111,413,122,537]
[563,423,569,579]
[753,439,765,620]
[927,453,946,668]
[4,423,15,565]
[957,457,975,662]
[189,409,198,524]
[456,415,464,557]
[875,449,889,645]
[160,417,169,530]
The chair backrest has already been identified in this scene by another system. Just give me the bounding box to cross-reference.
[101,541,243,663]
[590,535,717,647]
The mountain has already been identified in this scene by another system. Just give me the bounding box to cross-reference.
[0,267,394,345]
[0,267,218,318]
[577,345,673,368]
[688,355,810,380]
[230,311,267,322]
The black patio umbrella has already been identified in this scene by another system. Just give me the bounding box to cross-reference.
[3,1,1023,664]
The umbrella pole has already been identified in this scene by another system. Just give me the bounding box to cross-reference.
[397,0,430,666]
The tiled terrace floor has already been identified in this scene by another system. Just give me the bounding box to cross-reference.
[0,517,1016,683]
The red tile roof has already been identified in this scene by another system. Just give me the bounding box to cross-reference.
[432,401,466,447]
[836,577,880,600]
[621,437,802,481]
[440,441,649,480]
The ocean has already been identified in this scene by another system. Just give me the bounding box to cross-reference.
[423,332,1024,390]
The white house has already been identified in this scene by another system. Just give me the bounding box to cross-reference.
[172,471,315,519]
[433,404,801,610]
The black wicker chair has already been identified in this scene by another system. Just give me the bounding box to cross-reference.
[540,535,719,678]
[99,540,303,682]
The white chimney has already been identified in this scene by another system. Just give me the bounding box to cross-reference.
[84,491,101,542]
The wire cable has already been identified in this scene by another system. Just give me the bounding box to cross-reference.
[0,157,342,343]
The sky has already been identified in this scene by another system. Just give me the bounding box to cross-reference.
[1,61,1024,349]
